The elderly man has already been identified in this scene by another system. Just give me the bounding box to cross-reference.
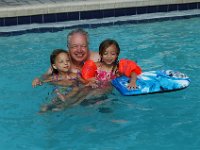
[32,28,100,87]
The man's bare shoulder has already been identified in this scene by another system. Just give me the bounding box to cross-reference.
[88,51,100,62]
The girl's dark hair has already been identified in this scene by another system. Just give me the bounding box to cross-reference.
[99,39,120,73]
[99,39,120,58]
[50,49,69,74]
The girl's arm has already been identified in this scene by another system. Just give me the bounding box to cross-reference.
[118,59,142,89]
[32,67,53,87]
[77,74,89,84]
[127,72,137,89]
[32,73,66,87]
[32,74,52,88]
[85,77,100,88]
[77,70,99,88]
[77,74,99,88]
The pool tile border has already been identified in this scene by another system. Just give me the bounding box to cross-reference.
[0,2,200,27]
[0,2,200,36]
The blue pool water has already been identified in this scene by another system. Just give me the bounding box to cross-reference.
[0,17,200,149]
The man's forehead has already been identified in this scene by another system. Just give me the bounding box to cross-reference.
[70,40,88,45]
[72,32,86,38]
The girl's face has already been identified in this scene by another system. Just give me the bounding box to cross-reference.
[52,52,71,73]
[101,44,118,65]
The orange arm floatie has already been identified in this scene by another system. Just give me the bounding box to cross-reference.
[119,59,142,77]
[81,60,97,80]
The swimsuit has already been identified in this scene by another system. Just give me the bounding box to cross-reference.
[96,68,116,82]
[52,73,80,94]
[95,64,116,88]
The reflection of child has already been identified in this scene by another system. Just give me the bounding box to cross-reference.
[32,49,86,112]
[82,39,142,89]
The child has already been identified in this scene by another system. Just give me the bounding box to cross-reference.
[33,49,86,112]
[81,39,142,89]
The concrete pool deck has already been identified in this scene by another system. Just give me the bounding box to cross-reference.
[0,0,200,18]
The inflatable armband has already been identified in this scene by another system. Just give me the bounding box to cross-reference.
[119,59,142,77]
[81,60,97,80]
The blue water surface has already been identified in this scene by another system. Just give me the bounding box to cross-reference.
[0,17,200,150]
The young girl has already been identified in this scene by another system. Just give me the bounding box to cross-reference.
[33,49,86,112]
[81,39,142,89]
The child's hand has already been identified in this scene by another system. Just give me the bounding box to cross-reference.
[127,72,138,90]
[85,78,100,88]
[32,78,42,88]
[86,82,99,88]
[127,82,137,90]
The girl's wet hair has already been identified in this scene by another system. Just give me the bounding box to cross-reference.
[99,39,120,73]
[99,39,120,61]
[50,49,69,74]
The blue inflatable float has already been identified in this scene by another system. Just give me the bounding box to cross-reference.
[111,70,190,96]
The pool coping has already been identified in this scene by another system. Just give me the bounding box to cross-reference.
[0,0,200,36]
[1,8,200,37]
[0,0,200,27]
[0,0,200,18]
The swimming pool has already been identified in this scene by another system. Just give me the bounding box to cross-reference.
[0,17,199,149]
